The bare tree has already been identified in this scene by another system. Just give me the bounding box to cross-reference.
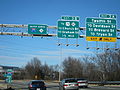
[94,50,120,81]
[25,57,42,79]
[81,56,99,81]
[21,50,120,81]
[62,57,83,78]
[42,62,50,80]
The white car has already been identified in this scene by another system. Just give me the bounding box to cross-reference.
[59,78,79,90]
[77,78,88,88]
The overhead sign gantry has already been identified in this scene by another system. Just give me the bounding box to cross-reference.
[0,14,120,49]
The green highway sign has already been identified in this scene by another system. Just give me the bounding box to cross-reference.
[58,21,79,38]
[99,14,117,19]
[86,18,116,24]
[86,18,117,42]
[61,16,80,21]
[28,24,47,34]
[86,23,116,37]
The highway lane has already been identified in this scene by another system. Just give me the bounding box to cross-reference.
[14,86,120,90]
[8,84,120,90]
[48,86,120,90]
[1,81,120,90]
[11,85,120,90]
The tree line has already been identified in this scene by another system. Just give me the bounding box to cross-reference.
[12,49,120,81]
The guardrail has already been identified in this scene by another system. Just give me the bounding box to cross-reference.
[53,80,120,86]
[88,81,120,85]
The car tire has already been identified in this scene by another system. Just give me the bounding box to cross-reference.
[59,87,61,90]
[44,87,47,90]
[63,87,65,90]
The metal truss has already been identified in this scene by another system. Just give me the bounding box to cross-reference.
[0,24,120,39]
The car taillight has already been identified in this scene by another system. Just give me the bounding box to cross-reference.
[64,85,68,86]
[75,84,78,86]
[29,85,32,88]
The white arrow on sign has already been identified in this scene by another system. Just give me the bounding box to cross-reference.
[39,29,44,33]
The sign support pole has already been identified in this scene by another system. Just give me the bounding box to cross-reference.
[59,44,62,82]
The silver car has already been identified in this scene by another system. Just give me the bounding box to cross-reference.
[76,78,88,88]
[59,78,79,90]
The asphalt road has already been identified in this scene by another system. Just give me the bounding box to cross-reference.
[16,86,120,90]
[0,81,120,90]
[9,83,120,90]
[37,85,120,90]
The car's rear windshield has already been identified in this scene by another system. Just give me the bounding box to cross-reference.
[77,78,86,80]
[32,81,45,86]
[65,79,77,83]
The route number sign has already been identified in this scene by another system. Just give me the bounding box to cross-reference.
[28,24,47,34]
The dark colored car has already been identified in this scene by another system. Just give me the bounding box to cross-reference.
[28,80,46,90]
[59,78,79,90]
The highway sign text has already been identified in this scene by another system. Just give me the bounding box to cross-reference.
[58,21,79,38]
[86,18,117,42]
[28,24,47,34]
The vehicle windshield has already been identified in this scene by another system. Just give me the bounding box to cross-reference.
[32,81,45,86]
[65,79,77,83]
[77,78,86,80]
